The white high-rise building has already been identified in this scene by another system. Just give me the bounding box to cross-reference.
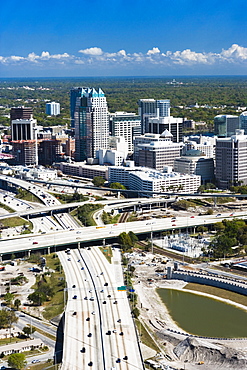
[46,102,60,116]
[110,112,141,153]
[74,88,109,161]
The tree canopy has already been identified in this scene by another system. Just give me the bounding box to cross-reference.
[8,353,27,370]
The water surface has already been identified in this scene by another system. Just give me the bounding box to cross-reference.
[157,288,247,338]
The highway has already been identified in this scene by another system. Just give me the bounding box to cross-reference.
[1,211,247,255]
[0,175,78,229]
[59,247,144,370]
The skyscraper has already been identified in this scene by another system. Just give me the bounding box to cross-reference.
[74,87,109,161]
[138,99,170,134]
[70,87,84,128]
[214,114,239,137]
[10,107,33,121]
[46,102,60,116]
[215,130,247,188]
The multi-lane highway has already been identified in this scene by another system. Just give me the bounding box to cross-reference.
[59,247,144,370]
[0,211,246,255]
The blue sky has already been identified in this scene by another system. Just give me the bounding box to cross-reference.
[1,0,247,77]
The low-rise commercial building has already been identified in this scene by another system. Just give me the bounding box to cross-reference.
[108,164,200,196]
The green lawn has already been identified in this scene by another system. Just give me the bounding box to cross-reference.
[99,246,112,263]
[184,283,247,307]
[0,217,31,228]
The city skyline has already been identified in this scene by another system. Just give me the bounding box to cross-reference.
[1,0,247,77]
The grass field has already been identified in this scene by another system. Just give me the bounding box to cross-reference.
[184,283,247,307]
[0,216,31,228]
[99,246,112,263]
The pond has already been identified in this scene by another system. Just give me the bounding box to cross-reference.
[157,288,247,338]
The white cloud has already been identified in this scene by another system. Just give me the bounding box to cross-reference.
[2,44,247,70]
[79,47,103,56]
[147,47,160,55]
[221,44,247,61]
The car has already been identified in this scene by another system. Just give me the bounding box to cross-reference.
[119,331,124,336]
[229,213,234,216]
[91,311,95,315]
[81,347,86,353]
[106,330,111,335]
[31,359,40,363]
[90,297,94,301]
[81,267,84,270]
[77,259,80,262]
[117,319,121,323]
[216,213,221,217]
[190,216,195,218]
[88,362,93,366]
[104,282,108,286]
[100,272,104,275]
[86,317,90,321]
[100,289,104,293]
[123,355,128,360]
[84,296,88,300]
[112,329,117,333]
[116,358,121,363]
[113,301,118,304]
[76,231,81,234]
[32,241,38,245]
[73,311,77,315]
[68,258,71,261]
[73,295,77,299]
[103,301,106,304]
[172,224,176,227]
[41,231,46,234]
[107,294,111,298]
[72,284,76,288]
[88,333,92,337]
[89,289,92,293]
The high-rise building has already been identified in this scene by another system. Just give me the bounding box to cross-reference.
[215,130,247,189]
[12,141,36,166]
[70,87,84,128]
[136,130,182,170]
[74,87,109,161]
[214,114,239,137]
[11,118,37,141]
[46,102,60,116]
[10,107,33,121]
[174,150,214,184]
[239,112,247,134]
[138,99,170,134]
[109,112,141,153]
[147,116,183,142]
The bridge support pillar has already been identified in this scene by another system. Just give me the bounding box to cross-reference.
[134,205,136,212]
[117,191,120,199]
[103,238,105,246]
[47,246,50,255]
[214,197,217,207]
[77,242,80,249]
[28,250,31,258]
[0,254,2,263]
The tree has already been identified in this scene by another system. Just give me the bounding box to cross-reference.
[118,232,133,251]
[92,176,105,187]
[4,292,14,306]
[109,182,126,190]
[0,310,18,329]
[128,231,138,246]
[14,299,21,311]
[23,325,36,337]
[8,353,27,370]
[28,291,47,306]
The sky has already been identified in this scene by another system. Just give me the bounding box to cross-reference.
[1,0,247,77]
